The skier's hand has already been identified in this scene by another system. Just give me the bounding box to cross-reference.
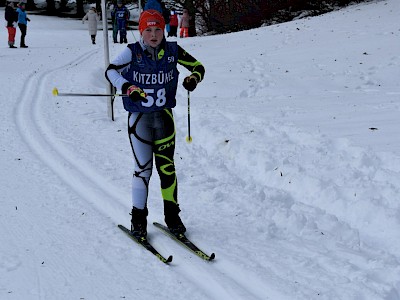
[182,75,198,92]
[122,83,146,102]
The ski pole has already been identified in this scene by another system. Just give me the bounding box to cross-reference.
[130,27,138,42]
[52,87,126,97]
[185,90,192,144]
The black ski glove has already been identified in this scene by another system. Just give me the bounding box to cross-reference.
[182,75,198,92]
[122,82,146,102]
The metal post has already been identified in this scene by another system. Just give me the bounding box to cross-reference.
[101,0,114,121]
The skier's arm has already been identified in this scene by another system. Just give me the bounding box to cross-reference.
[177,45,205,83]
[105,47,132,91]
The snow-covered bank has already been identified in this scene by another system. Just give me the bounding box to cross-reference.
[1,0,400,299]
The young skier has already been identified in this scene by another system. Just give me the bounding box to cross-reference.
[105,9,205,238]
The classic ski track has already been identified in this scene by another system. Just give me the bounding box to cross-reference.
[12,48,324,300]
[174,254,284,300]
[11,48,261,299]
[12,49,148,298]
[14,49,127,224]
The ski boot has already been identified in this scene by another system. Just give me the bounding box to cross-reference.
[164,201,186,235]
[130,206,148,238]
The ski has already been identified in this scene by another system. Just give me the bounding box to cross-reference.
[153,222,215,261]
[118,224,173,264]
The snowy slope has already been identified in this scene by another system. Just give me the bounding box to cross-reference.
[1,0,400,299]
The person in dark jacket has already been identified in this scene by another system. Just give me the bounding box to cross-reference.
[111,0,130,43]
[5,1,19,48]
[105,9,205,238]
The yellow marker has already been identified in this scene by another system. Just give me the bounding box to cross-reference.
[52,88,59,96]
[186,136,192,144]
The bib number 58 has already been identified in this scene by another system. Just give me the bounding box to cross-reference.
[141,88,167,108]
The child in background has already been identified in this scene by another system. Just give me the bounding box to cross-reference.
[5,2,19,48]
[179,8,190,38]
[82,7,100,44]
[16,2,30,48]
[168,10,178,37]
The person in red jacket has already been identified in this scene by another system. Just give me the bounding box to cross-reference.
[168,10,178,37]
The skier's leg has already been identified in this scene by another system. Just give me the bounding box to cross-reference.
[153,109,186,234]
[128,112,154,236]
[128,112,153,210]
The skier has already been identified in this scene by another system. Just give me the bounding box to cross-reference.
[82,7,100,45]
[5,1,19,48]
[111,0,130,44]
[16,2,30,48]
[105,8,205,238]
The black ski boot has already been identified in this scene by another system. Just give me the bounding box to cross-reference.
[164,201,186,235]
[131,207,148,238]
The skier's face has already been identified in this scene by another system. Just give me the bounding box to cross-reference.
[142,26,164,48]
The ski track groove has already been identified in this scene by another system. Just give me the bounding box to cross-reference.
[14,48,128,225]
[12,47,274,299]
[12,49,152,299]
[16,44,372,300]
[157,235,287,300]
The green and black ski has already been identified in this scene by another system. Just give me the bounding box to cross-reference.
[118,224,173,264]
[153,222,215,261]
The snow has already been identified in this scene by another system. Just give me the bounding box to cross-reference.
[1,0,400,299]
